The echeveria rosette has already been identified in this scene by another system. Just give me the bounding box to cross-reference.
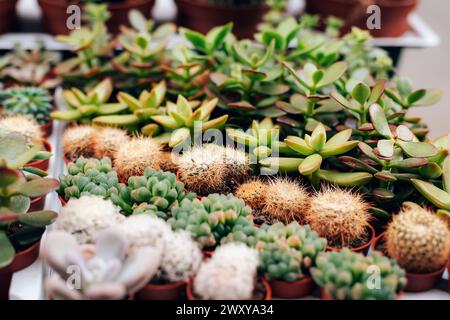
[0,167,59,268]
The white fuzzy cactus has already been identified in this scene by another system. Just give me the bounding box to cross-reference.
[56,196,125,243]
[193,243,259,300]
[158,230,202,282]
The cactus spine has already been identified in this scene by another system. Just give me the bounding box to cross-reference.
[63,125,97,161]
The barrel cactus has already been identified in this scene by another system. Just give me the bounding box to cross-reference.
[234,178,267,212]
[110,168,196,220]
[0,114,43,147]
[63,125,97,161]
[385,204,450,273]
[93,127,129,160]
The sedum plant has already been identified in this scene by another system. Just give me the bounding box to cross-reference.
[109,168,196,219]
[311,249,407,300]
[0,167,59,267]
[43,228,160,300]
[0,87,53,125]
[169,193,254,249]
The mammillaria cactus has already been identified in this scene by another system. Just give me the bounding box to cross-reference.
[385,204,450,273]
[0,87,53,125]
[93,127,129,160]
[261,178,308,223]
[305,187,371,248]
[58,157,120,201]
[56,196,125,244]
[63,125,97,161]
[159,151,179,173]
[311,249,407,300]
[0,167,59,267]
[177,144,250,195]
[110,168,196,219]
[234,178,267,212]
[0,114,44,147]
[169,193,254,248]
[42,228,161,300]
[113,136,161,181]
[193,243,260,300]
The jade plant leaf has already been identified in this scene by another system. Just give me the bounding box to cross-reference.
[396,141,437,158]
[18,210,58,227]
[0,231,15,268]
[299,154,322,175]
[0,167,21,188]
[11,178,59,198]
[259,157,304,173]
[369,103,392,139]
[316,170,372,187]
[411,179,450,211]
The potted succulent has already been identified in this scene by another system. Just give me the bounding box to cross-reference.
[187,243,271,300]
[38,1,156,35]
[0,0,17,34]
[0,167,59,300]
[175,0,269,39]
[304,0,419,37]
[311,249,407,300]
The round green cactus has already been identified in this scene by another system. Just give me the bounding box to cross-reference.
[168,193,254,248]
[110,167,196,220]
[58,157,120,201]
[311,249,407,300]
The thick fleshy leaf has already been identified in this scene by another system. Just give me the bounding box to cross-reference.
[352,82,370,105]
[369,103,392,139]
[368,80,386,104]
[442,157,450,193]
[317,61,347,88]
[396,125,414,142]
[330,91,353,110]
[396,141,438,158]
[206,23,232,52]
[180,28,206,52]
[0,231,15,268]
[389,158,428,169]
[411,179,450,210]
[338,156,378,174]
[414,88,442,106]
[97,103,128,115]
[314,99,343,114]
[176,95,194,119]
[372,188,395,200]
[151,115,180,129]
[51,109,82,121]
[12,178,59,198]
[227,129,258,146]
[18,210,58,227]
[407,89,426,106]
[284,136,314,156]
[320,141,358,158]
[93,114,140,127]
[377,139,394,158]
[374,172,397,182]
[202,115,228,131]
[90,78,113,103]
[199,98,219,120]
[369,207,390,219]
[169,128,190,148]
[299,153,322,175]
[117,92,141,110]
[0,167,21,187]
[228,101,256,110]
[310,124,326,151]
[325,129,352,147]
[418,162,442,179]
[317,170,372,187]
[358,142,382,164]
[259,157,304,173]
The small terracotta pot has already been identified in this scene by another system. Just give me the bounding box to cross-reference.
[26,140,52,172]
[269,276,315,299]
[38,0,155,35]
[0,0,17,34]
[404,266,446,293]
[186,277,272,300]
[175,0,269,39]
[320,287,404,300]
[326,225,375,255]
[29,195,47,211]
[136,281,186,300]
[40,120,53,138]
[0,240,40,300]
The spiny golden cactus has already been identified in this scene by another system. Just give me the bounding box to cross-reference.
[63,125,97,161]
[113,136,161,181]
[386,204,450,273]
[159,151,179,173]
[0,115,43,146]
[305,187,370,248]
[93,127,129,160]
[261,178,308,224]
[234,179,267,212]
[177,144,249,196]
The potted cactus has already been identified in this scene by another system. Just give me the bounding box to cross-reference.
[187,243,271,300]
[175,0,269,39]
[311,249,407,300]
[0,167,59,300]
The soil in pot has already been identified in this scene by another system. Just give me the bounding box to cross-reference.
[186,277,272,300]
[0,0,17,34]
[0,240,41,300]
[26,140,52,172]
[175,0,269,39]
[326,225,375,255]
[269,276,315,299]
[136,278,187,300]
[38,0,155,35]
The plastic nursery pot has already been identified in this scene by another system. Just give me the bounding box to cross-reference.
[186,277,272,301]
[135,281,186,300]
[0,0,17,34]
[175,0,269,39]
[269,276,315,299]
[0,240,41,300]
[326,225,375,255]
[26,140,52,172]
[40,120,53,138]
[304,0,418,37]
[372,232,447,293]
[29,195,47,211]
[319,287,404,300]
[37,0,155,35]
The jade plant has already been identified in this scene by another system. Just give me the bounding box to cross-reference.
[109,168,196,219]
[0,167,59,268]
[168,193,254,249]
[311,249,407,300]
[0,87,53,125]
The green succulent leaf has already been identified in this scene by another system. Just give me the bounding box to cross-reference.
[352,82,370,105]
[299,153,322,175]
[284,136,314,156]
[317,61,347,88]
[316,170,372,187]
[369,103,392,139]
[411,179,450,211]
[11,178,59,198]
[259,157,304,173]
[0,231,15,268]
[396,141,438,158]
[18,210,58,227]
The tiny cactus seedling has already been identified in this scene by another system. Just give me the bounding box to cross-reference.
[261,178,309,224]
[234,179,267,212]
[177,144,250,196]
[0,114,44,147]
[386,203,450,273]
[311,249,407,300]
[305,187,371,248]
[113,136,161,181]
[93,127,129,160]
[63,125,97,161]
